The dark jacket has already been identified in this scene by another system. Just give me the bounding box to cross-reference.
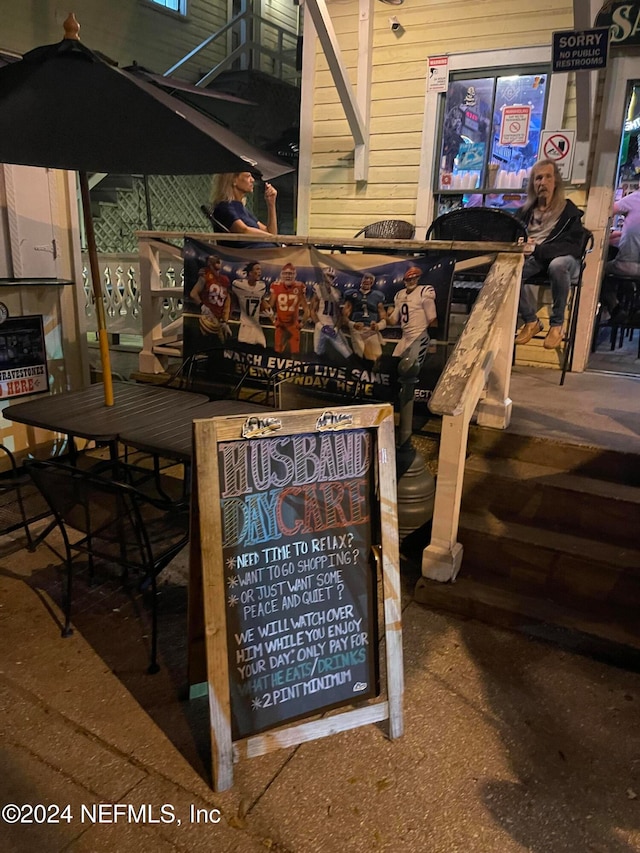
[516,199,585,266]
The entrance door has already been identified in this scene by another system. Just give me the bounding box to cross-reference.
[589,78,640,375]
[576,54,640,376]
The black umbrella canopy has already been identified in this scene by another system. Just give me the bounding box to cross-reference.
[124,63,258,107]
[0,14,292,406]
[0,32,292,180]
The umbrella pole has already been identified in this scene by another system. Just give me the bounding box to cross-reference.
[79,171,114,406]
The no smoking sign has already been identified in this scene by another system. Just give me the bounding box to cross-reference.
[539,129,575,180]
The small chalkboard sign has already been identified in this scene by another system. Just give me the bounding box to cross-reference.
[194,404,403,791]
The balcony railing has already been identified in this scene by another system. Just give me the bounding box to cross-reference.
[81,250,183,343]
[166,0,300,87]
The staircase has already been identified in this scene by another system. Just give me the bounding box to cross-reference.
[414,424,640,659]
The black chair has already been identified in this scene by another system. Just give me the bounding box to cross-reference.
[353,219,415,239]
[608,277,640,356]
[426,207,528,243]
[426,207,528,313]
[524,227,594,385]
[0,444,50,549]
[26,459,190,673]
[200,203,230,233]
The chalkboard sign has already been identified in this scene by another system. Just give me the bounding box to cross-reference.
[220,424,379,739]
[194,404,403,791]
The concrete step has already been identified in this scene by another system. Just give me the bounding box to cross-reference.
[458,509,640,614]
[466,424,640,486]
[414,572,640,660]
[462,455,640,548]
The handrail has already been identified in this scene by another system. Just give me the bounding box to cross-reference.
[134,230,527,256]
[421,251,524,582]
[165,13,245,75]
[165,4,299,86]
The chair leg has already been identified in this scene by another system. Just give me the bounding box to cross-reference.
[62,547,74,638]
[147,568,160,675]
[560,285,580,386]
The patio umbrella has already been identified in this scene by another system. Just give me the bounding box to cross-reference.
[124,62,257,107]
[0,13,292,405]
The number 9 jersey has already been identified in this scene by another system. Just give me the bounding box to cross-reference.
[388,285,437,356]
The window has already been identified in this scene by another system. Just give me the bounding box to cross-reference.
[435,68,549,214]
[616,82,640,199]
[148,0,187,15]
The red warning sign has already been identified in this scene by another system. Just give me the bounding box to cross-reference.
[499,105,532,146]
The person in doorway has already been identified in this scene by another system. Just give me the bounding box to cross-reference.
[600,188,640,320]
[514,159,585,349]
[189,253,232,340]
[386,267,437,369]
[211,171,278,248]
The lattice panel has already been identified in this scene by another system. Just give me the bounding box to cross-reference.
[148,175,213,233]
[92,175,212,254]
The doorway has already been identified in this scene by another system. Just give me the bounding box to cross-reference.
[589,79,640,377]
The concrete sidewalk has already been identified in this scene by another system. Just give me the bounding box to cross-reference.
[2,528,640,853]
[507,366,640,454]
[3,365,640,852]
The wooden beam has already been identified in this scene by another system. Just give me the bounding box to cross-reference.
[304,0,368,174]
[354,0,373,181]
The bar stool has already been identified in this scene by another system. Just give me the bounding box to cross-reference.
[608,276,640,355]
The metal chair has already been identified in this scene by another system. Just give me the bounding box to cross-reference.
[426,207,528,314]
[26,459,190,673]
[524,228,594,385]
[426,207,528,243]
[353,220,415,239]
[200,203,231,233]
[0,444,50,549]
[606,275,640,357]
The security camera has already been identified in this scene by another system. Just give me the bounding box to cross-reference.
[389,16,401,31]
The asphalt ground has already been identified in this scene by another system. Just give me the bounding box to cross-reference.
[2,365,640,852]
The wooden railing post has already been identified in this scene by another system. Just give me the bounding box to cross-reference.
[421,252,524,582]
[138,237,166,374]
[475,255,521,429]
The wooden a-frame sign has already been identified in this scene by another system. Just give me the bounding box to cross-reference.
[193,403,404,791]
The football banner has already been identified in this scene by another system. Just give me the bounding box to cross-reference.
[182,239,455,405]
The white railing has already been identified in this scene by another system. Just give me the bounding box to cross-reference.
[421,251,524,582]
[81,251,184,340]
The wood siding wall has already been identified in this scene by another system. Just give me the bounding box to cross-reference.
[308,0,576,237]
[0,0,296,82]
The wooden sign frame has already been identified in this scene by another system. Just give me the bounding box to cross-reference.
[193,403,403,791]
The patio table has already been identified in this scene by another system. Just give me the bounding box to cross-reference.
[118,397,271,463]
[2,381,210,450]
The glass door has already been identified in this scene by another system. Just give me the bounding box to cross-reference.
[588,80,640,377]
